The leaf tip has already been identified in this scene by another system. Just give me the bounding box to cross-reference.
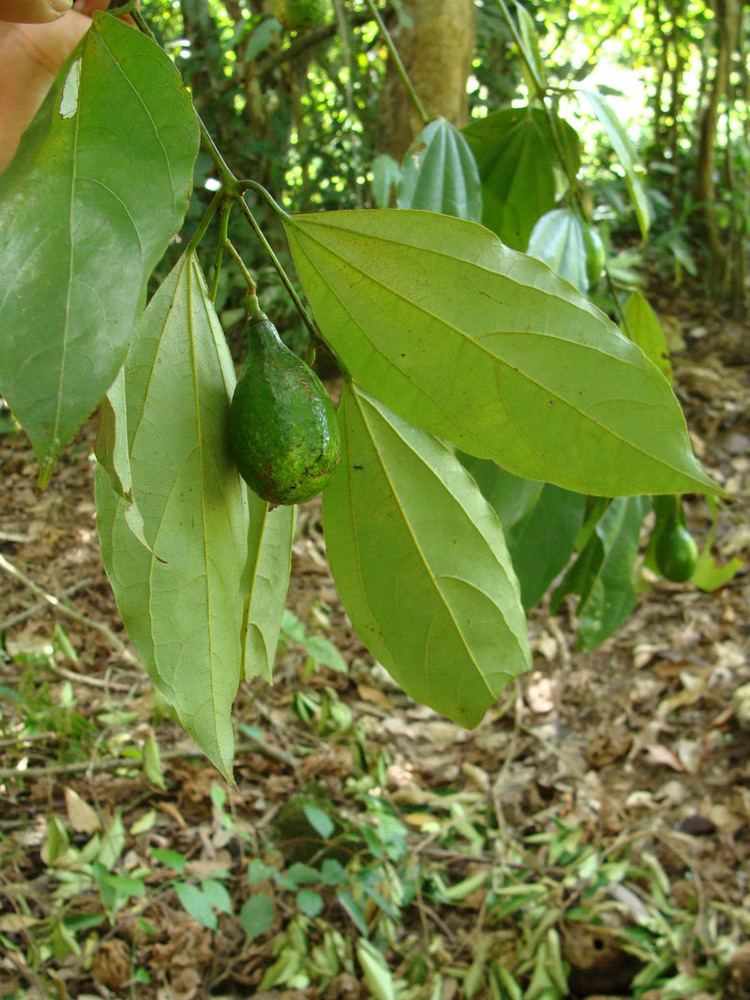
[37,453,58,491]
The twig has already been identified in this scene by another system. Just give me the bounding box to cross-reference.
[256,11,370,80]
[209,199,232,302]
[0,732,60,750]
[365,0,429,125]
[653,828,709,950]
[0,553,134,661]
[44,660,136,694]
[1,577,94,630]
[0,530,30,543]
[0,739,297,782]
[491,680,524,879]
[234,195,319,341]
[224,239,257,293]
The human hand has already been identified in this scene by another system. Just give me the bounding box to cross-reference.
[0,1,126,173]
[0,0,74,23]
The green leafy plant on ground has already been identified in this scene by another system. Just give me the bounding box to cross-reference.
[0,4,734,781]
[0,700,743,999]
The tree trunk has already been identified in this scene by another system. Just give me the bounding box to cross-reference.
[378,0,476,160]
[693,0,737,279]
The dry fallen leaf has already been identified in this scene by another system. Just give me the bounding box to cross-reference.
[525,671,556,714]
[646,744,684,771]
[64,787,101,834]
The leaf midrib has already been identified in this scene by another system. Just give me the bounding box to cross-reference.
[351,387,503,705]
[291,221,707,490]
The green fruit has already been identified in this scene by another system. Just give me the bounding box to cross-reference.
[274,0,330,31]
[582,222,605,290]
[655,521,698,582]
[229,307,341,505]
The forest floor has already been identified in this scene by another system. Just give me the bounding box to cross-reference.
[0,285,748,1000]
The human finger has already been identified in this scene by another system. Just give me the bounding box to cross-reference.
[0,11,90,173]
[0,0,74,23]
[73,0,137,24]
[73,0,121,13]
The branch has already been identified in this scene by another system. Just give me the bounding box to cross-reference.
[257,11,371,80]
[0,739,297,782]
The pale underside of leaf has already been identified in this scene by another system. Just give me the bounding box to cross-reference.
[323,385,530,727]
[285,210,716,498]
[242,495,295,683]
[528,208,588,292]
[96,254,246,780]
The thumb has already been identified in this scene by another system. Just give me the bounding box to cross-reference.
[0,0,74,22]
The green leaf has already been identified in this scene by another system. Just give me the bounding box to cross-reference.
[302,804,335,839]
[287,862,321,886]
[622,291,673,382]
[506,484,586,609]
[514,2,546,96]
[555,496,650,651]
[297,889,324,917]
[175,883,217,930]
[458,454,543,529]
[0,13,199,485]
[582,90,650,239]
[322,385,530,727]
[95,369,151,551]
[693,554,744,592]
[320,858,347,886]
[357,939,397,1000]
[201,879,233,915]
[95,254,248,781]
[337,889,368,935]
[281,609,347,673]
[143,733,166,791]
[398,117,482,221]
[459,456,585,608]
[240,894,276,939]
[303,634,348,673]
[463,107,579,249]
[245,17,281,61]
[285,209,716,497]
[691,495,744,592]
[96,814,125,870]
[151,848,187,872]
[246,859,276,886]
[242,499,294,682]
[527,208,589,292]
[371,153,401,208]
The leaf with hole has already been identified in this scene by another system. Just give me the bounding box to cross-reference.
[0,13,198,484]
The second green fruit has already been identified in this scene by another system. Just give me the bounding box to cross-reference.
[229,306,341,505]
[651,495,698,583]
[655,521,698,582]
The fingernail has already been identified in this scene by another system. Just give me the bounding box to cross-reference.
[50,0,74,12]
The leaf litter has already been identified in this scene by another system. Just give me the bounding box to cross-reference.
[0,291,748,999]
